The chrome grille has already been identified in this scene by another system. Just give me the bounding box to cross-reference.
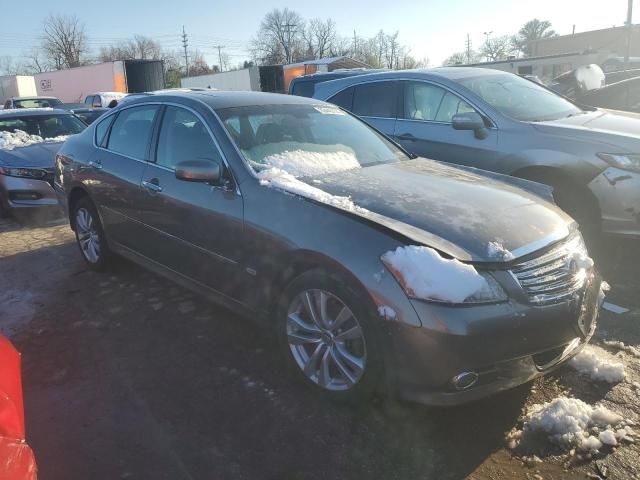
[510,234,592,305]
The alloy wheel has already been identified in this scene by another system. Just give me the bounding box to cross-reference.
[286,289,367,391]
[75,207,101,263]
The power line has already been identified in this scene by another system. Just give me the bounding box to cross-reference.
[281,23,297,64]
[213,45,226,72]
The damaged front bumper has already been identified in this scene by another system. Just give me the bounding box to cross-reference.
[589,167,640,237]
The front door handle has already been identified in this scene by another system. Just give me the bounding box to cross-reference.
[88,160,103,169]
[396,133,417,142]
[142,179,163,193]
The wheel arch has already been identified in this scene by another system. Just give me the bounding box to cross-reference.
[67,185,91,230]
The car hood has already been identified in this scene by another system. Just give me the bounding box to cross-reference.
[532,109,640,151]
[311,159,573,263]
[0,142,62,168]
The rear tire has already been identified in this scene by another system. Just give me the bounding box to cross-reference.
[72,197,112,271]
[276,268,383,403]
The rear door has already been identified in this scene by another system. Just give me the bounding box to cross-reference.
[89,104,161,250]
[328,81,398,137]
[393,80,498,166]
[137,105,245,298]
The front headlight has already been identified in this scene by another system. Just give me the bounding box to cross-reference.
[381,245,508,305]
[0,166,48,179]
[597,153,640,173]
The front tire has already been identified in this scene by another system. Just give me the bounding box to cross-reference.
[73,197,111,271]
[276,269,382,402]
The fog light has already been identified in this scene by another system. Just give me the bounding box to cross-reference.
[451,371,479,390]
[9,191,41,201]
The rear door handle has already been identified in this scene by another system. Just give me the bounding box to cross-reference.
[396,133,417,142]
[142,179,163,193]
[88,160,102,169]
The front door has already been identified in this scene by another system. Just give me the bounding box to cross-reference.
[394,81,498,168]
[137,105,245,299]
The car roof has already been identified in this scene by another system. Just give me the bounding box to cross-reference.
[124,90,324,110]
[291,69,388,83]
[0,107,71,117]
[312,67,508,98]
[9,96,59,100]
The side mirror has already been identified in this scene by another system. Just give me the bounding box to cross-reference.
[175,159,222,183]
[452,112,489,139]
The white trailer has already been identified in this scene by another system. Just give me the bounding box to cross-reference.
[181,66,284,93]
[33,60,165,103]
[0,75,37,103]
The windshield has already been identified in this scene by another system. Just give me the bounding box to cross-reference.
[216,103,407,177]
[457,74,582,121]
[0,114,86,137]
[13,98,62,108]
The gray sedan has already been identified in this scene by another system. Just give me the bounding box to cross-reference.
[54,91,603,405]
[313,68,640,238]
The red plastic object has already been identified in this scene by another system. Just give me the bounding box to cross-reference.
[0,336,37,479]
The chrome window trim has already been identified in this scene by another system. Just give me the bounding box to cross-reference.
[92,100,241,196]
[327,77,497,129]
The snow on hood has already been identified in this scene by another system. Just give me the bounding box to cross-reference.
[381,245,488,303]
[257,167,369,215]
[0,130,69,151]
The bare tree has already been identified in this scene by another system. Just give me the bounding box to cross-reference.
[188,50,212,76]
[480,35,513,61]
[99,35,162,62]
[251,8,304,64]
[512,19,557,56]
[0,56,25,75]
[302,18,337,59]
[42,14,87,69]
[384,31,400,69]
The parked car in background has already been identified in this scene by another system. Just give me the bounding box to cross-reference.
[3,96,62,109]
[314,68,640,238]
[58,103,108,124]
[84,92,127,108]
[0,108,85,217]
[577,76,640,114]
[55,91,602,405]
[288,69,386,97]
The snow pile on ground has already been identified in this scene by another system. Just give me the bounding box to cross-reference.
[377,305,397,320]
[602,340,640,358]
[381,245,488,303]
[569,345,626,383]
[261,148,360,177]
[0,130,69,150]
[487,241,515,261]
[257,168,369,215]
[507,396,633,453]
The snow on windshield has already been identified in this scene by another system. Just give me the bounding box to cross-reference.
[257,167,369,215]
[382,245,488,303]
[0,130,69,151]
[246,143,360,178]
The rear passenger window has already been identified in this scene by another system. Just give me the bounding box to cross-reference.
[352,82,397,118]
[328,87,354,111]
[107,105,159,160]
[94,115,115,147]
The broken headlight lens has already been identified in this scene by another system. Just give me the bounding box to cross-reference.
[597,153,640,173]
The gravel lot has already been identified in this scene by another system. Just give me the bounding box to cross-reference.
[2,215,640,480]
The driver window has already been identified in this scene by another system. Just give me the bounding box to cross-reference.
[156,106,223,170]
[435,92,476,122]
[403,82,446,121]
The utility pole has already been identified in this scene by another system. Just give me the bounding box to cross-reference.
[465,34,472,64]
[282,23,297,64]
[214,45,226,72]
[353,29,358,57]
[624,0,634,71]
[483,31,493,62]
[181,25,189,77]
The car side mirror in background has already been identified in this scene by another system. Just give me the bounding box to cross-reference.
[452,112,489,139]
[175,159,222,183]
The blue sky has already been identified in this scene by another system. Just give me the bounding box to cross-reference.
[0,0,632,67]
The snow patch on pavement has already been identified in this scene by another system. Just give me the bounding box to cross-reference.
[0,129,69,150]
[569,345,626,383]
[602,340,640,358]
[487,241,515,261]
[507,396,630,453]
[381,245,488,303]
[257,168,369,215]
